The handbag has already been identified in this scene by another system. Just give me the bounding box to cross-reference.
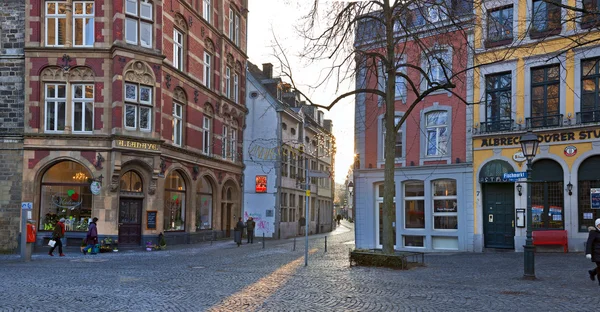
[48,239,56,247]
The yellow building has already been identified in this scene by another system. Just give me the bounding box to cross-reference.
[472,0,600,251]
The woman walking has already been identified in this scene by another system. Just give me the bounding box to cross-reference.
[585,218,600,285]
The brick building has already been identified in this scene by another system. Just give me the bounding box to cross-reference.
[0,0,25,253]
[353,3,475,252]
[23,0,247,248]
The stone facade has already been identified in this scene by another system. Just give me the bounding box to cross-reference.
[0,0,25,253]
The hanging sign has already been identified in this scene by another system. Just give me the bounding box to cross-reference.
[591,189,600,209]
[90,181,101,195]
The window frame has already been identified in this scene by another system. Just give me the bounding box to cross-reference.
[125,0,153,48]
[530,0,562,36]
[221,125,228,159]
[582,0,600,27]
[485,72,512,128]
[229,8,241,46]
[72,1,95,47]
[72,84,94,133]
[44,83,67,133]
[424,49,452,89]
[203,0,211,23]
[382,115,403,161]
[230,127,237,162]
[124,82,153,132]
[486,5,513,44]
[204,52,212,88]
[425,111,449,157]
[45,1,67,47]
[233,72,239,103]
[530,64,560,121]
[202,115,211,155]
[172,101,183,146]
[225,66,231,98]
[173,28,184,71]
[404,181,425,230]
[432,179,458,230]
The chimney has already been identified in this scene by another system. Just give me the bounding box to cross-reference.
[262,63,273,79]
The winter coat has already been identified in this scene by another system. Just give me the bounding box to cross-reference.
[246,219,256,231]
[86,222,98,245]
[52,221,65,239]
[586,229,600,262]
[235,220,246,231]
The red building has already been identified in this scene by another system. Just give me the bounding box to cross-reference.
[23,0,248,247]
[353,5,475,252]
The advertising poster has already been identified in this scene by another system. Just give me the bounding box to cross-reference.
[592,189,600,209]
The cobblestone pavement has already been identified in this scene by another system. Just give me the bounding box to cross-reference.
[1,220,600,311]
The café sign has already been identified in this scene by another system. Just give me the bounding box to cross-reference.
[116,139,159,151]
[479,129,600,147]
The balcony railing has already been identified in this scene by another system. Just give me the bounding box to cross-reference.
[526,114,563,129]
[576,110,600,124]
[479,119,514,133]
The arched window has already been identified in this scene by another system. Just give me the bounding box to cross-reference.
[120,171,143,193]
[578,156,600,231]
[164,171,186,231]
[40,161,92,232]
[123,61,155,132]
[196,176,213,230]
[531,159,564,229]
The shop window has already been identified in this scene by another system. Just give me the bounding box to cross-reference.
[432,179,458,230]
[124,83,153,131]
[531,159,564,230]
[125,0,153,48]
[578,156,600,231]
[164,171,186,231]
[376,183,396,246]
[404,181,424,229]
[196,176,213,230]
[40,161,92,232]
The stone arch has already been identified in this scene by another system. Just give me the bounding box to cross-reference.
[174,13,188,31]
[477,158,516,183]
[123,60,156,85]
[173,86,187,104]
[69,66,95,81]
[40,66,96,82]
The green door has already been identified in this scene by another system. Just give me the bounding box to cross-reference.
[483,183,515,249]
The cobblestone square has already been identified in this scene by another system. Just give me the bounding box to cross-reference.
[1,221,599,312]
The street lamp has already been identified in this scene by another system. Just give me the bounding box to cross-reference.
[348,181,354,194]
[520,131,539,280]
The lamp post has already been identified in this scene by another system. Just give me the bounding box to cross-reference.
[520,131,539,279]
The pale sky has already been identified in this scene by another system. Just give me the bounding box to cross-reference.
[247,0,355,184]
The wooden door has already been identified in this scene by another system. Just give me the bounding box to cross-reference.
[483,183,515,249]
[118,198,142,246]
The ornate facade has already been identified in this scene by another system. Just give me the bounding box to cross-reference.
[23,0,248,247]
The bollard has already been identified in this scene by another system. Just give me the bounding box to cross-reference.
[325,236,327,253]
[293,236,296,251]
[262,233,265,249]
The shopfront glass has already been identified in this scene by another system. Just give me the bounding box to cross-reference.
[531,159,564,229]
[578,156,600,232]
[164,171,186,231]
[432,179,458,230]
[376,184,396,246]
[196,176,213,230]
[40,161,92,232]
[404,181,425,229]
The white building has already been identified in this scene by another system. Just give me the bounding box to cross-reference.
[243,62,336,239]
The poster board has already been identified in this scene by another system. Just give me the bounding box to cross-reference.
[147,210,157,230]
[592,189,600,209]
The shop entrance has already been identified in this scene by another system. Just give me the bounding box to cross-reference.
[483,183,515,249]
[118,198,142,246]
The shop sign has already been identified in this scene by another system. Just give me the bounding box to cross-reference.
[90,181,101,195]
[479,129,600,147]
[51,193,83,209]
[513,152,526,162]
[591,189,600,209]
[564,145,577,157]
[116,139,159,151]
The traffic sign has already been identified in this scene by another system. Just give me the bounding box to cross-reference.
[503,172,527,181]
[21,202,33,210]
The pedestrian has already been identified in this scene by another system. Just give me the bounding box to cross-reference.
[48,218,66,257]
[234,217,245,247]
[246,217,256,244]
[585,218,600,285]
[83,217,98,255]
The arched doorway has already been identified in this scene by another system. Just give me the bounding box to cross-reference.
[578,156,600,232]
[164,171,186,231]
[119,171,144,246]
[40,161,92,233]
[479,160,515,249]
[221,181,238,237]
[531,159,564,230]
[196,176,214,230]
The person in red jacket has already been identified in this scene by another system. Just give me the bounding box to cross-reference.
[48,218,66,257]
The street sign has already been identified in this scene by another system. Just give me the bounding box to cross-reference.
[308,170,330,178]
[21,202,33,210]
[503,172,527,181]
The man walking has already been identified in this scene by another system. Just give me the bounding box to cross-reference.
[246,217,256,244]
[48,218,66,257]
